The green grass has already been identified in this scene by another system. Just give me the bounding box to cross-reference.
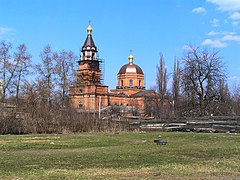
[0,132,240,179]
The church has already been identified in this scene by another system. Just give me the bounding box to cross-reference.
[69,24,150,114]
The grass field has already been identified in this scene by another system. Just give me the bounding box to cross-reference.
[0,131,240,179]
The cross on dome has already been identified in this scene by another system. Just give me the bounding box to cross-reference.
[128,50,134,65]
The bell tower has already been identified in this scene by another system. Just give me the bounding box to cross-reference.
[77,24,101,85]
[70,24,109,111]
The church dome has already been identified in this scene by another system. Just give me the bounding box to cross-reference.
[118,64,143,74]
[118,53,143,75]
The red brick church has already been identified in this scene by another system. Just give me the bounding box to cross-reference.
[69,25,150,114]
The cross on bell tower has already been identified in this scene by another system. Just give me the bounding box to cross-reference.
[69,23,109,111]
[77,24,101,85]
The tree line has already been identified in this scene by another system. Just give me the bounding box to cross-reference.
[0,40,240,134]
[0,40,131,134]
[0,41,78,134]
[147,45,240,118]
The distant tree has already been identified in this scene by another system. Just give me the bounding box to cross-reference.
[156,53,167,99]
[181,45,226,116]
[172,57,181,117]
[145,54,169,118]
[216,80,231,115]
[232,84,240,115]
[0,41,15,102]
[0,79,2,99]
[156,53,168,117]
[13,44,32,104]
[55,50,76,107]
[35,45,56,107]
[144,89,161,117]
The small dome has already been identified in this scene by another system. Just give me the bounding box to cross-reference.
[128,54,134,65]
[118,52,143,75]
[87,24,92,34]
[82,24,96,50]
[118,64,144,75]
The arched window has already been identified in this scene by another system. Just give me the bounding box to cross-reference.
[139,80,141,86]
[81,73,84,80]
[92,72,96,82]
[120,80,123,87]
[129,79,133,87]
[83,52,85,60]
[79,101,83,108]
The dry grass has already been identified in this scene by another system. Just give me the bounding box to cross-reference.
[0,132,240,179]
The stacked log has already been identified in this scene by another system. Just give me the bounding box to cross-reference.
[132,116,240,132]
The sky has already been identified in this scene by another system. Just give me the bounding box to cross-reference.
[0,0,240,90]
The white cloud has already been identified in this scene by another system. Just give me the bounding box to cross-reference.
[202,39,228,48]
[232,21,240,27]
[205,32,240,47]
[206,0,240,11]
[207,31,236,36]
[222,34,240,41]
[182,45,192,50]
[207,31,221,36]
[229,12,240,19]
[207,1,240,28]
[229,76,240,81]
[0,27,13,36]
[211,18,220,27]
[192,7,207,14]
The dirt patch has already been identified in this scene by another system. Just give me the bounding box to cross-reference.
[23,136,60,143]
[0,140,7,145]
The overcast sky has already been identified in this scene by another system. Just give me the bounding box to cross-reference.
[0,0,240,90]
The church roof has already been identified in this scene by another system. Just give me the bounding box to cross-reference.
[83,34,96,48]
[118,52,144,75]
[118,64,144,75]
[82,25,97,50]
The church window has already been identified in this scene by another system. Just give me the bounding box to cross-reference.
[81,73,84,80]
[92,72,96,82]
[129,79,133,87]
[79,101,83,108]
[120,80,123,87]
[139,80,141,86]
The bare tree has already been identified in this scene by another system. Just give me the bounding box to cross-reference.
[155,53,168,117]
[0,79,2,100]
[55,50,76,107]
[36,45,56,107]
[144,89,161,117]
[0,41,17,102]
[144,54,169,118]
[232,84,240,115]
[172,57,181,117]
[182,45,226,116]
[33,45,57,133]
[13,44,32,104]
[156,53,167,98]
[215,79,231,115]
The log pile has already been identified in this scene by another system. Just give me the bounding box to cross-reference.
[131,116,240,132]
